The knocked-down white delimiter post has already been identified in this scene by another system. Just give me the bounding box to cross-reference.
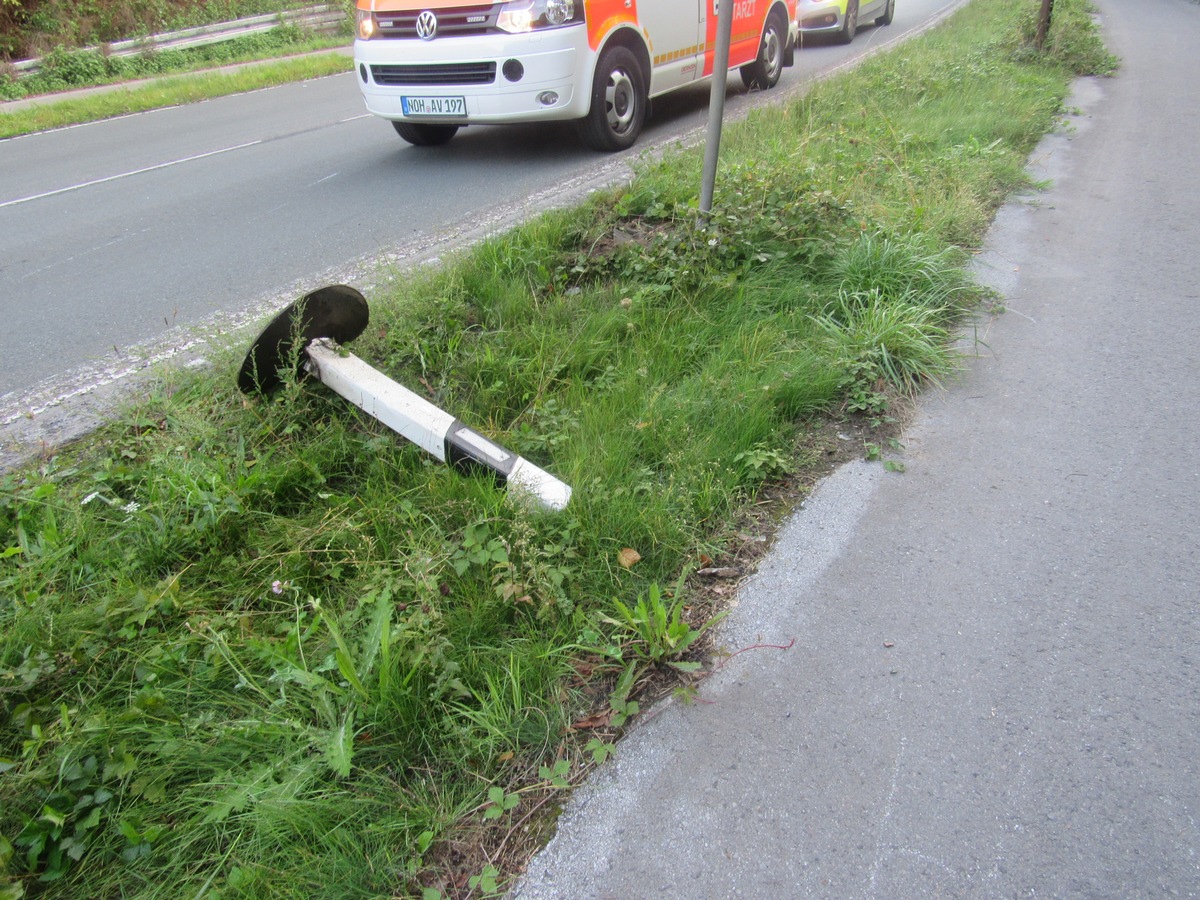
[304,340,571,512]
[238,285,571,512]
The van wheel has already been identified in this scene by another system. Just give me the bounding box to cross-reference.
[392,121,460,146]
[837,0,859,43]
[576,46,646,152]
[741,11,787,90]
[876,0,895,26]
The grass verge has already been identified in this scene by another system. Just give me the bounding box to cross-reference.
[0,48,352,139]
[0,0,337,61]
[0,1,1114,898]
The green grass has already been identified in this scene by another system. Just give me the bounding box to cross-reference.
[1,22,351,100]
[0,10,356,139]
[0,1,1113,897]
[0,0,342,61]
[0,51,352,137]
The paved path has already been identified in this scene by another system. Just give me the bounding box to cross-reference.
[513,0,1200,896]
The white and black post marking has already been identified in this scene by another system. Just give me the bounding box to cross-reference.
[238,285,571,512]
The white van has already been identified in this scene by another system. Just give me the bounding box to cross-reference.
[353,0,799,151]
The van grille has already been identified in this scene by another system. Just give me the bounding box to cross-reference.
[374,5,500,39]
[370,62,498,86]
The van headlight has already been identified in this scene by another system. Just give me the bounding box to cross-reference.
[498,0,582,33]
[356,10,376,40]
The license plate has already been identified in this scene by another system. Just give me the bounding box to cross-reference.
[401,95,466,117]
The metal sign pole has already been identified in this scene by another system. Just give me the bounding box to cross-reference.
[699,0,735,216]
[1035,0,1055,50]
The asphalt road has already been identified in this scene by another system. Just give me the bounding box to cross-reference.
[0,0,962,462]
[513,0,1200,896]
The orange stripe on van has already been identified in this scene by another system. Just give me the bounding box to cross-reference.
[587,0,639,50]
[653,44,704,66]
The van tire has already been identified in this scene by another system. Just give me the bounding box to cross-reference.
[741,11,787,90]
[392,121,460,146]
[576,46,646,152]
[876,0,895,26]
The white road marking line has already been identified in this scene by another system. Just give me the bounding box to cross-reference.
[0,139,262,209]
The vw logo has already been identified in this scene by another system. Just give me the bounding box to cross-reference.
[415,10,438,40]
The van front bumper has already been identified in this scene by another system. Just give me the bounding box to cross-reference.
[353,29,592,124]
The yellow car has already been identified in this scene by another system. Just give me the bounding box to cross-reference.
[798,0,894,44]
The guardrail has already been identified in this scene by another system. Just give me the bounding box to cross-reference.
[12,4,348,75]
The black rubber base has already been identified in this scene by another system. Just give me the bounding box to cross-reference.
[237,285,369,395]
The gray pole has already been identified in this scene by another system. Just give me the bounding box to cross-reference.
[1035,0,1055,50]
[700,0,735,215]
